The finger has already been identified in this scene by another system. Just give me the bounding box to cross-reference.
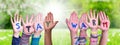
[103,12,107,20]
[21,18,25,25]
[49,12,53,22]
[82,13,86,20]
[100,11,104,20]
[79,14,84,27]
[36,15,39,22]
[98,12,102,21]
[93,10,95,18]
[48,12,51,21]
[20,26,23,32]
[46,15,49,21]
[84,13,88,21]
[34,15,37,23]
[90,10,93,18]
[39,13,42,21]
[14,13,17,22]
[66,18,69,25]
[84,18,90,27]
[80,13,85,23]
[106,16,109,20]
[10,16,14,24]
[53,21,58,27]
[19,15,22,22]
[43,21,47,29]
[51,13,53,22]
[66,18,71,28]
[87,12,91,19]
[74,12,78,23]
[45,16,47,22]
[70,12,74,21]
[96,13,98,20]
[79,15,82,23]
[84,14,88,23]
[16,14,19,21]
[29,15,34,23]
[26,15,28,23]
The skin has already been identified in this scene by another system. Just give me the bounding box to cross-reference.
[79,13,89,45]
[21,15,34,35]
[44,12,58,45]
[85,10,99,45]
[33,13,43,37]
[11,13,23,38]
[66,11,79,45]
[98,11,110,45]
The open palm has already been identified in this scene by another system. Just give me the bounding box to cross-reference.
[86,10,98,30]
[66,11,79,33]
[33,13,43,35]
[44,12,58,31]
[11,13,22,34]
[22,15,34,35]
[98,11,110,31]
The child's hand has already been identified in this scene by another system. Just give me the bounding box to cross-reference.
[66,11,79,33]
[11,13,23,37]
[86,10,98,30]
[33,13,43,37]
[66,11,79,45]
[79,13,88,30]
[98,11,110,31]
[22,15,34,35]
[79,13,88,38]
[44,12,58,31]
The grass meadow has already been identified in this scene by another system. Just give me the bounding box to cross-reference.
[0,28,120,45]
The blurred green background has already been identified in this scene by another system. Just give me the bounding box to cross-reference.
[0,0,120,45]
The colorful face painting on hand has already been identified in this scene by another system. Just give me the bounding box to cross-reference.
[92,20,96,26]
[81,23,86,29]
[103,22,108,27]
[26,26,31,32]
[71,23,77,28]
[36,24,42,30]
[16,23,20,30]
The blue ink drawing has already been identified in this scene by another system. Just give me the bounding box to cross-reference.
[16,23,20,29]
[36,24,42,30]
[71,23,77,28]
[92,20,96,25]
[81,23,86,29]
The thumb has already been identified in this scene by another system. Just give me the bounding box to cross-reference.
[54,21,58,26]
[52,21,58,28]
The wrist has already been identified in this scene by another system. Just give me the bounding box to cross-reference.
[102,29,109,32]
[33,33,41,38]
[45,29,52,32]
[13,32,20,38]
[70,32,77,45]
[102,30,108,34]
[70,31,77,36]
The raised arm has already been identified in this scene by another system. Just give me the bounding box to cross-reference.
[66,11,79,45]
[98,11,110,45]
[44,12,58,45]
[31,13,43,45]
[11,13,23,45]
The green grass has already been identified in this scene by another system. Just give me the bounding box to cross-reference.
[0,28,120,45]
